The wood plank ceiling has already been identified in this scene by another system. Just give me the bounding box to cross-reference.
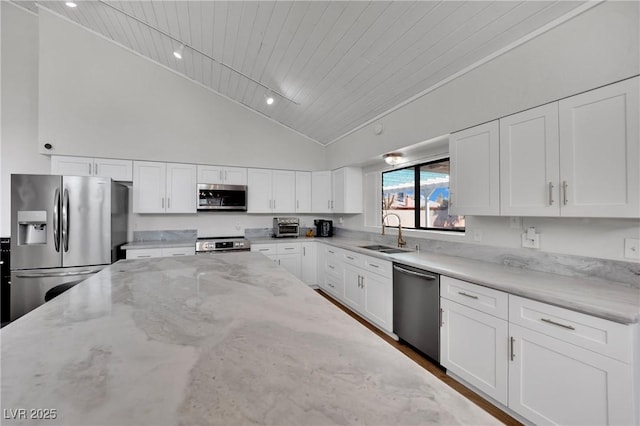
[16,1,587,145]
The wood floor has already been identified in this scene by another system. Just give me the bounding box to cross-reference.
[316,289,523,426]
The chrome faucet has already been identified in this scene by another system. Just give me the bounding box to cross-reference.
[382,213,406,248]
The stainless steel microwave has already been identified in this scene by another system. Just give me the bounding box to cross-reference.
[197,184,247,211]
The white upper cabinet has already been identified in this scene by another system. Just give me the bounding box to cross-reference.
[311,171,332,213]
[449,121,500,216]
[499,77,639,218]
[51,156,133,181]
[295,171,312,213]
[197,165,247,185]
[500,103,560,216]
[332,167,363,214]
[133,161,196,213]
[558,77,639,218]
[247,169,295,213]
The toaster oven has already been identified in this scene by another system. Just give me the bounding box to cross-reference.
[273,217,299,238]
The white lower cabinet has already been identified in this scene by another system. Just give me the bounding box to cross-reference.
[300,242,317,286]
[440,297,508,405]
[508,323,635,426]
[441,277,638,425]
[252,242,301,280]
[126,246,195,259]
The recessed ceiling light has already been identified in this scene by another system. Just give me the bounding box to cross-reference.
[65,1,77,7]
[173,44,184,60]
[265,92,275,106]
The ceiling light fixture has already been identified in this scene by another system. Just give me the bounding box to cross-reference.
[265,92,275,106]
[173,44,184,60]
[96,0,299,106]
[383,152,404,166]
[65,1,77,7]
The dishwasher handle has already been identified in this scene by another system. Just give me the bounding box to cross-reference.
[393,265,437,280]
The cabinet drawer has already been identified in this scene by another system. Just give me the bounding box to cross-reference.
[364,256,391,278]
[509,295,633,363]
[163,247,194,257]
[251,244,277,256]
[277,243,300,255]
[441,276,508,320]
[324,271,344,298]
[343,251,364,267]
[323,245,342,258]
[325,257,344,277]
[126,248,163,259]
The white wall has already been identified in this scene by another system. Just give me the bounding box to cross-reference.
[0,3,51,238]
[327,1,639,169]
[37,9,326,171]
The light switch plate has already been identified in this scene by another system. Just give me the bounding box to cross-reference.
[624,238,640,260]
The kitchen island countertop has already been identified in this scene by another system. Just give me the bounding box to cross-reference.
[0,253,500,426]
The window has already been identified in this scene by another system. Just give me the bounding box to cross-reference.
[382,158,465,232]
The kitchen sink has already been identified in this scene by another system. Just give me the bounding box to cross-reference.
[359,245,409,254]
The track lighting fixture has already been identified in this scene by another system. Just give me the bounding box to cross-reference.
[173,44,184,60]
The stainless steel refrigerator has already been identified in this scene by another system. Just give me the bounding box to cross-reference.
[10,174,128,321]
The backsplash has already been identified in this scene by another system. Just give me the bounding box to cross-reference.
[132,229,197,243]
[334,228,640,288]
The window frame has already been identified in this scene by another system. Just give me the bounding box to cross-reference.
[381,157,465,233]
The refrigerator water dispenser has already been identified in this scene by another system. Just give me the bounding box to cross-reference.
[17,211,47,245]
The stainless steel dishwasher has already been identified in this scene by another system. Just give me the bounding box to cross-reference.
[393,263,440,362]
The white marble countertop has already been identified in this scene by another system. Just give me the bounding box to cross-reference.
[121,240,195,250]
[312,238,639,324]
[0,254,500,426]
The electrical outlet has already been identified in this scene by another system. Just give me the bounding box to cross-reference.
[624,238,640,260]
[521,229,540,249]
[509,217,522,229]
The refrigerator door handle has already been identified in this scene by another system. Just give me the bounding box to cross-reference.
[53,188,60,252]
[62,188,69,252]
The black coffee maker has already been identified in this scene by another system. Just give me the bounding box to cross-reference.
[314,219,333,237]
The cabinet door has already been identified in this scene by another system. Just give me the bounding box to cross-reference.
[133,161,166,213]
[343,264,365,311]
[500,103,560,216]
[295,171,312,213]
[333,167,363,214]
[508,324,635,426]
[51,156,93,176]
[94,158,133,181]
[311,171,332,213]
[440,298,508,405]
[223,167,247,185]
[363,272,393,333]
[300,242,316,286]
[449,121,500,215]
[559,77,639,217]
[277,253,301,279]
[197,165,224,184]
[166,163,196,213]
[247,169,273,213]
[272,170,296,213]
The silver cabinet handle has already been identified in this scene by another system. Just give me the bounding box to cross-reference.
[89,163,92,175]
[303,247,306,256]
[328,250,335,254]
[273,199,276,210]
[541,318,575,330]
[284,247,294,250]
[562,181,568,205]
[220,170,224,182]
[296,200,299,209]
[548,182,554,206]
[225,171,228,181]
[171,253,185,256]
[168,198,171,209]
[94,163,98,175]
[440,308,444,327]
[327,200,330,209]
[53,188,60,252]
[137,255,152,258]
[458,291,478,299]
[346,256,355,260]
[331,200,334,209]
[328,282,335,289]
[369,263,380,268]
[510,336,515,361]
[161,197,165,209]
[393,265,436,280]
[328,265,335,270]
[258,248,270,252]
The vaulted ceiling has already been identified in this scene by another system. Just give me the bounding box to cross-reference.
[15,1,588,145]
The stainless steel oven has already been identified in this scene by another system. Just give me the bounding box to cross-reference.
[197,184,247,211]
